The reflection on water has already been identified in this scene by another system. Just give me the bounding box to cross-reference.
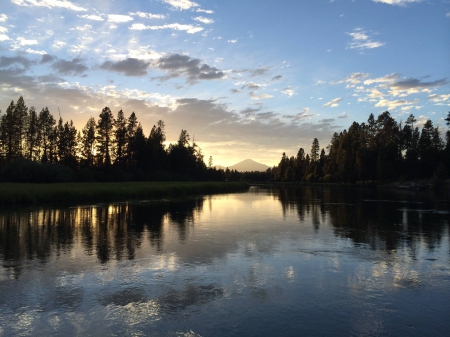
[0,186,449,336]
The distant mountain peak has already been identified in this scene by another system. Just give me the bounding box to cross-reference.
[216,159,270,172]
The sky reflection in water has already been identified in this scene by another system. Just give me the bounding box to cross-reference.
[0,186,449,336]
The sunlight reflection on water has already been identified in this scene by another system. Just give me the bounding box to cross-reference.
[0,185,449,336]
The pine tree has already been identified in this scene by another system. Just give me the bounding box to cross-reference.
[125,112,138,166]
[113,110,127,167]
[38,107,56,163]
[80,117,96,168]
[96,107,115,167]
[24,106,41,161]
[310,138,320,162]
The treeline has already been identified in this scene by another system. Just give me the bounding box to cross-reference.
[271,111,450,184]
[0,96,226,182]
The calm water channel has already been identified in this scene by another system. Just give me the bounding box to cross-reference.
[0,185,449,336]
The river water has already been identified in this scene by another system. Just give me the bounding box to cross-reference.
[0,185,449,336]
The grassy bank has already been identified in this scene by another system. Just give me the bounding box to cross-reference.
[0,181,250,205]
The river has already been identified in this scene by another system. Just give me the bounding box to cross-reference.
[0,185,449,336]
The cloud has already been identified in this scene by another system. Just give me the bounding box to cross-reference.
[340,72,370,84]
[428,93,450,103]
[127,47,164,61]
[240,107,260,117]
[389,78,447,96]
[256,112,276,120]
[337,113,350,119]
[40,54,55,63]
[0,34,11,42]
[272,75,282,81]
[347,28,385,50]
[230,88,241,94]
[17,37,38,45]
[241,82,264,90]
[0,55,33,68]
[131,12,165,19]
[320,118,335,123]
[283,108,317,122]
[26,48,47,55]
[162,0,199,10]
[249,92,273,100]
[100,58,150,77]
[0,14,8,22]
[193,16,214,24]
[156,53,224,82]
[363,73,399,85]
[372,0,421,6]
[37,74,64,83]
[78,14,104,21]
[196,9,214,14]
[108,14,133,23]
[11,0,87,11]
[375,98,419,110]
[281,87,295,97]
[52,57,88,75]
[323,97,343,107]
[129,23,203,34]
[228,39,238,43]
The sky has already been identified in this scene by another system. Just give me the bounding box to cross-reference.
[0,0,449,167]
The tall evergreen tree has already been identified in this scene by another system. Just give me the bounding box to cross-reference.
[80,117,96,168]
[96,107,115,167]
[24,106,41,161]
[38,107,56,163]
[125,112,138,167]
[113,109,127,167]
[147,120,167,171]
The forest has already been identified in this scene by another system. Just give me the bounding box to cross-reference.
[269,111,450,184]
[0,96,224,182]
[0,96,449,184]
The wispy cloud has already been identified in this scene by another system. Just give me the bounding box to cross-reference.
[323,97,343,107]
[131,12,166,19]
[162,0,199,10]
[130,23,203,34]
[347,28,385,50]
[281,87,295,97]
[78,14,104,21]
[108,14,133,23]
[428,93,450,103]
[193,16,214,24]
[197,8,214,14]
[375,98,419,110]
[11,0,87,12]
[372,0,421,6]
[339,72,370,84]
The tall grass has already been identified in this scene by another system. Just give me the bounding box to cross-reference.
[0,181,250,205]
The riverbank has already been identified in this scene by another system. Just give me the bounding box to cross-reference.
[0,181,250,205]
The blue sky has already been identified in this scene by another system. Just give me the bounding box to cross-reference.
[0,0,449,166]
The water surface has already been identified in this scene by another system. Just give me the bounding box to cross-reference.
[0,186,449,336]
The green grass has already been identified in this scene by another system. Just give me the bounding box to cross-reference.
[0,181,250,205]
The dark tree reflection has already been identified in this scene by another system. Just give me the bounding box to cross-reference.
[274,186,450,257]
[0,198,205,275]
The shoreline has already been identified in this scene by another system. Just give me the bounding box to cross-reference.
[0,181,250,205]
